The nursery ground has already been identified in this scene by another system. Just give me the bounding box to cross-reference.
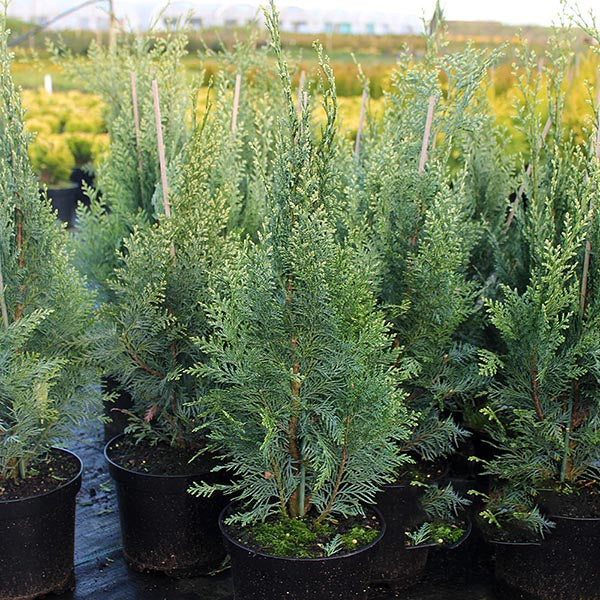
[58,421,514,600]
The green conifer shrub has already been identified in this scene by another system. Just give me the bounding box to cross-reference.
[347,21,498,462]
[0,19,97,481]
[476,25,600,537]
[92,97,240,447]
[58,26,192,301]
[189,3,412,538]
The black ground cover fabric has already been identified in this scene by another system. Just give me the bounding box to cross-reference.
[54,421,502,600]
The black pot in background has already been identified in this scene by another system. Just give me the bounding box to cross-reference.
[0,448,82,600]
[491,515,600,600]
[371,482,431,589]
[422,518,488,585]
[220,504,385,600]
[102,376,133,442]
[70,167,95,209]
[43,184,79,227]
[105,434,227,577]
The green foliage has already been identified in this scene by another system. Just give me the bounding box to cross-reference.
[60,26,192,301]
[189,2,412,528]
[476,20,600,534]
[0,17,98,481]
[91,106,239,447]
[346,24,494,462]
[406,482,469,546]
[406,521,466,546]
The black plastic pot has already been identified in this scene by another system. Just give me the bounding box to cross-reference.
[491,515,600,600]
[422,519,480,584]
[70,168,95,209]
[105,434,227,577]
[220,503,385,600]
[371,482,432,588]
[44,184,79,226]
[0,448,82,600]
[102,376,133,442]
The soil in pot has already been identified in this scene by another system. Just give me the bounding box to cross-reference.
[489,488,600,600]
[105,435,227,577]
[102,376,133,442]
[220,504,385,600]
[0,448,82,600]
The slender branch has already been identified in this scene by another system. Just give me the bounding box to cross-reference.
[231,73,242,134]
[354,88,367,159]
[15,208,23,321]
[120,333,165,378]
[560,384,574,483]
[531,353,544,421]
[285,279,304,517]
[130,72,144,200]
[316,416,350,525]
[506,116,552,229]
[418,95,436,176]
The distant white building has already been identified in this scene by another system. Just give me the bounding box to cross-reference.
[9,1,421,35]
[159,3,420,35]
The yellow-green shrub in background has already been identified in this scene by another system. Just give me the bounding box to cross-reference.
[21,89,107,182]
[65,132,95,164]
[63,106,105,134]
[28,134,75,185]
[90,133,110,164]
[23,116,55,136]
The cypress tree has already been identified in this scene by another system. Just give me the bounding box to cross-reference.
[0,17,97,481]
[190,3,412,535]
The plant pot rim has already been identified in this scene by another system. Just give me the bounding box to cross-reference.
[104,433,211,480]
[487,538,542,547]
[550,513,600,522]
[219,502,386,562]
[0,447,82,507]
[443,516,473,550]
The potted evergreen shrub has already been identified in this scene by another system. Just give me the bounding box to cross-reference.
[188,7,412,599]
[99,100,240,575]
[0,19,98,600]
[475,26,600,599]
[346,11,495,587]
[60,26,192,438]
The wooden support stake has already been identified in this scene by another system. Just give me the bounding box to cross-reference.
[130,72,143,181]
[506,116,552,229]
[297,70,306,113]
[231,73,242,134]
[580,106,600,316]
[151,80,171,220]
[0,257,8,329]
[354,88,368,159]
[418,95,436,176]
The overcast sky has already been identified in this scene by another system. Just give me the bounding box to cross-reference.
[9,0,600,27]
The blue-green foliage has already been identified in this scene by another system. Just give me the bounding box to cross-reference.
[189,2,412,526]
[0,18,98,480]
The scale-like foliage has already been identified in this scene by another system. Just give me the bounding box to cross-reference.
[92,106,239,447]
[0,17,97,480]
[189,3,412,526]
[59,26,192,301]
[346,20,494,461]
[478,22,600,535]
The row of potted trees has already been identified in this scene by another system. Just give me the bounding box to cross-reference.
[2,3,600,600]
